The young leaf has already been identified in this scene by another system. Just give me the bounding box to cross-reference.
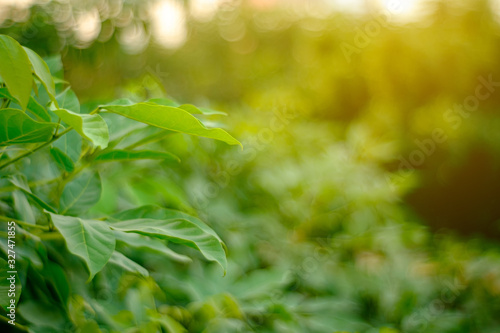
[95,149,180,163]
[48,212,115,280]
[107,218,227,274]
[59,171,102,216]
[23,46,57,103]
[0,109,57,145]
[54,109,109,149]
[50,146,75,172]
[108,251,149,277]
[101,103,240,147]
[0,35,33,110]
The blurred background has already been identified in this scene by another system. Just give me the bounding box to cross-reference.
[2,0,500,332]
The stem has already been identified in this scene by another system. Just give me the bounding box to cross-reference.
[124,130,174,150]
[0,176,62,193]
[37,232,63,240]
[0,127,73,170]
[0,315,28,331]
[54,118,62,136]
[0,216,50,231]
[89,107,101,115]
[106,125,146,150]
[0,107,102,171]
[1,98,9,109]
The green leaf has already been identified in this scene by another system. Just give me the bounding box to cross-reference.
[0,109,57,146]
[17,300,66,330]
[112,205,223,243]
[50,146,75,172]
[27,96,51,122]
[148,98,227,115]
[13,190,36,224]
[53,129,81,162]
[59,171,102,216]
[179,104,227,116]
[151,314,188,333]
[95,149,180,163]
[54,109,109,149]
[55,87,80,113]
[48,212,115,280]
[0,258,22,310]
[44,54,63,78]
[114,231,192,263]
[108,251,149,277]
[8,174,57,213]
[0,87,15,101]
[108,218,227,274]
[0,35,33,110]
[147,98,179,107]
[42,262,70,306]
[23,46,56,103]
[102,103,240,146]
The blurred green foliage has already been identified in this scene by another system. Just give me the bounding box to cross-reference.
[1,0,500,332]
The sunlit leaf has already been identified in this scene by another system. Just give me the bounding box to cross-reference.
[54,109,109,149]
[147,98,227,116]
[0,35,32,109]
[23,46,56,103]
[179,104,227,116]
[101,103,240,146]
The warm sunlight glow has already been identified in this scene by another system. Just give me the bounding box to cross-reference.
[150,0,187,49]
[491,0,500,23]
[75,9,101,46]
[190,0,222,21]
[379,0,427,21]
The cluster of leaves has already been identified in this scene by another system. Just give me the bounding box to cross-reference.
[141,115,500,333]
[0,2,500,331]
[3,1,500,237]
[0,34,241,331]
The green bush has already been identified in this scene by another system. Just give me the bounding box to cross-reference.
[0,34,241,332]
